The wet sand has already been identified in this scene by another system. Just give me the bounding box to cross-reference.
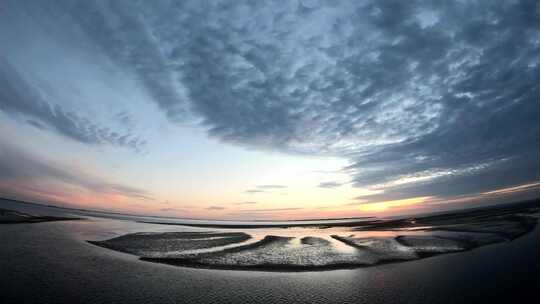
[0,208,80,224]
[88,201,540,271]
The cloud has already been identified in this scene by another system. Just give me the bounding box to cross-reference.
[0,142,153,202]
[244,189,265,194]
[344,201,369,207]
[225,207,304,218]
[53,1,191,122]
[115,111,136,128]
[318,181,342,189]
[160,208,186,212]
[237,208,303,212]
[234,201,258,205]
[256,185,288,189]
[355,197,433,213]
[206,206,226,211]
[5,1,540,203]
[245,184,288,193]
[0,59,146,152]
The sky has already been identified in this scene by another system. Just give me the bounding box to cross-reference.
[1,0,540,220]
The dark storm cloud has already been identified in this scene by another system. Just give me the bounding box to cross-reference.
[0,59,146,152]
[6,1,540,201]
[0,143,153,201]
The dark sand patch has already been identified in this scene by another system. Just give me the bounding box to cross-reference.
[300,236,331,245]
[89,231,251,258]
[331,235,418,262]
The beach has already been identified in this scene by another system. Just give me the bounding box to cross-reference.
[1,200,540,303]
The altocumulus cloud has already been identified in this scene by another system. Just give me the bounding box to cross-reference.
[3,1,540,201]
[0,59,147,153]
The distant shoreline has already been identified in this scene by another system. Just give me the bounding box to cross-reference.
[139,198,540,229]
[136,219,377,229]
[0,208,81,224]
[2,196,540,228]
[0,196,373,223]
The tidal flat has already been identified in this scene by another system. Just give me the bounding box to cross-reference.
[0,207,80,224]
[90,200,540,271]
[1,198,540,303]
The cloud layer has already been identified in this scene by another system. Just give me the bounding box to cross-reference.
[3,0,540,203]
[0,59,146,152]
